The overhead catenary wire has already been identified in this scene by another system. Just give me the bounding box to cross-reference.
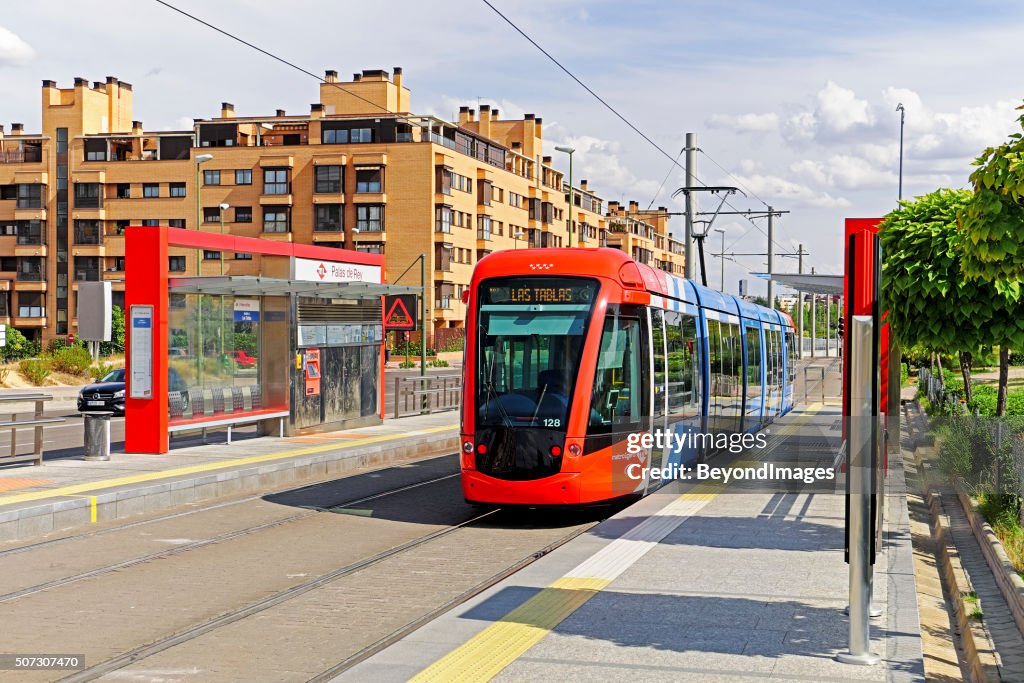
[479,0,796,257]
[156,0,802,268]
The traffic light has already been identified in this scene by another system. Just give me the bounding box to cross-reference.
[837,317,845,337]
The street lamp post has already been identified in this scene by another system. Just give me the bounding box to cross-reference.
[555,145,575,247]
[194,153,213,275]
[193,153,213,386]
[218,203,229,275]
[896,103,905,202]
[514,230,525,250]
[714,228,726,291]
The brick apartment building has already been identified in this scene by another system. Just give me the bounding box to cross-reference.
[0,68,685,345]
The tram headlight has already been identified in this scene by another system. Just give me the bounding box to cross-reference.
[462,440,474,454]
[568,443,582,456]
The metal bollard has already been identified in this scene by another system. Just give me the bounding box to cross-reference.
[837,316,880,666]
[83,412,113,461]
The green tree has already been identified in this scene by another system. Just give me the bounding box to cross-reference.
[881,189,1022,407]
[2,325,37,361]
[100,305,126,356]
[959,104,1024,415]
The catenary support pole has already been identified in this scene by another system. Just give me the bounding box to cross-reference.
[684,133,697,280]
[767,206,775,309]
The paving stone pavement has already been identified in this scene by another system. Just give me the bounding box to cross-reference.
[943,488,1024,682]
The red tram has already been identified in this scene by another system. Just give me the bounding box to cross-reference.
[460,248,797,506]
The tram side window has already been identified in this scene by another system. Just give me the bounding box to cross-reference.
[651,309,666,419]
[666,311,701,421]
[745,325,762,411]
[785,330,797,383]
[589,313,645,432]
[722,322,743,419]
[706,318,722,426]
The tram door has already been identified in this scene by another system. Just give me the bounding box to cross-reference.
[741,320,764,432]
[650,309,669,483]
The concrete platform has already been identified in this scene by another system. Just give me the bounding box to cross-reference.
[0,412,458,543]
[341,398,924,682]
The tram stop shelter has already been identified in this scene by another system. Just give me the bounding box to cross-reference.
[124,226,417,454]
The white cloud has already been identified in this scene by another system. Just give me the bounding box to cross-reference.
[544,130,661,202]
[731,172,851,209]
[815,81,873,133]
[0,26,35,66]
[706,112,779,133]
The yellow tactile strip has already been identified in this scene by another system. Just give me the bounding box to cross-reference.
[411,405,826,682]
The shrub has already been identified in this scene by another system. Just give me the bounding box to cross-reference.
[18,359,51,386]
[1,326,38,361]
[89,362,115,381]
[428,359,450,368]
[398,360,417,369]
[51,346,93,376]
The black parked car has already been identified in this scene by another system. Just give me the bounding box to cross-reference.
[78,368,188,416]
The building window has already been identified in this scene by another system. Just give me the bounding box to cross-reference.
[436,165,452,195]
[74,220,102,245]
[142,219,160,227]
[170,182,186,197]
[477,215,491,241]
[434,244,453,273]
[235,169,252,185]
[143,183,160,198]
[110,257,126,272]
[263,209,289,233]
[74,256,100,282]
[203,207,222,223]
[85,141,106,161]
[17,291,44,317]
[235,206,252,223]
[355,168,382,193]
[116,220,130,234]
[168,219,186,228]
[356,242,384,254]
[234,252,253,260]
[168,256,186,272]
[203,250,221,260]
[72,183,100,209]
[116,183,131,199]
[203,170,221,186]
[314,165,342,193]
[314,204,343,232]
[435,205,452,233]
[263,168,289,195]
[350,128,372,143]
[356,205,383,232]
[322,128,347,144]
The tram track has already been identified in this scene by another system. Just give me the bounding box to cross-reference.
[0,451,458,560]
[306,521,597,683]
[0,472,460,604]
[58,508,503,682]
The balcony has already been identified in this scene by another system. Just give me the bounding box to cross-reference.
[74,269,101,283]
[476,229,491,242]
[258,193,293,206]
[16,270,43,282]
[0,143,44,164]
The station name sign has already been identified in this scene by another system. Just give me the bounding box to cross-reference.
[294,258,381,284]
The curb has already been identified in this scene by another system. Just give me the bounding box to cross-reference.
[957,489,1024,637]
[0,430,459,544]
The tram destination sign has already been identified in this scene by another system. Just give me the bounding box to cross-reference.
[483,277,597,305]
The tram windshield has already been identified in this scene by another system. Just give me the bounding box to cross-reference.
[475,277,599,430]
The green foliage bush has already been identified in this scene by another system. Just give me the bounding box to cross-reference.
[18,359,51,386]
[398,360,417,369]
[89,363,115,381]
[51,346,93,376]
[1,326,39,361]
[428,359,450,368]
[0,364,10,385]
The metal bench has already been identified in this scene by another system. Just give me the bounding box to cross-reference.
[167,409,288,444]
[167,384,285,444]
[0,394,66,467]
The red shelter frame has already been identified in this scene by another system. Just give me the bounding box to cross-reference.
[124,227,385,454]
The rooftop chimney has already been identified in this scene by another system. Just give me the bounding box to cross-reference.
[310,103,324,119]
[221,102,235,118]
[324,70,338,83]
[131,121,143,135]
[580,179,588,190]
[276,109,286,117]
[542,155,552,164]
[42,80,56,88]
[74,77,87,87]
[629,200,639,212]
[468,108,476,121]
[524,113,535,120]
[458,106,470,126]
[491,109,499,119]
[393,66,403,89]
[106,76,118,85]
[11,123,24,135]
[353,73,362,81]
[93,81,105,91]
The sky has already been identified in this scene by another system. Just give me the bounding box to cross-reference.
[2,0,1022,297]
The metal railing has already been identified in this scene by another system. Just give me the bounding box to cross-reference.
[918,367,974,416]
[393,373,462,418]
[0,393,65,466]
[803,365,826,404]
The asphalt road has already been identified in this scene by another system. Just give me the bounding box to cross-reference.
[0,367,462,459]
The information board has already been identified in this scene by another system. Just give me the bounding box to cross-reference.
[129,305,154,399]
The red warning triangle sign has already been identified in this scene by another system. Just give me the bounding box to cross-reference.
[385,296,415,329]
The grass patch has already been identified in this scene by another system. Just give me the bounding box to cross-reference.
[977,493,1024,576]
[962,591,979,603]
[969,607,984,621]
